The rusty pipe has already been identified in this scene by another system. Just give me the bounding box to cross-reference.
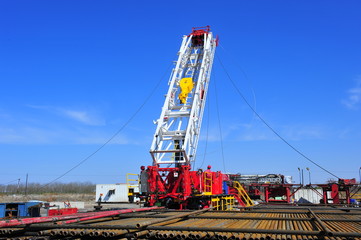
[89,230,102,237]
[146,231,156,238]
[146,225,328,236]
[163,231,171,239]
[69,229,82,236]
[307,208,333,237]
[59,229,69,236]
[132,229,149,238]
[136,207,212,228]
[50,230,60,236]
[62,206,164,225]
[0,206,163,228]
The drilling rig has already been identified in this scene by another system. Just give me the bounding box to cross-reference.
[139,26,253,210]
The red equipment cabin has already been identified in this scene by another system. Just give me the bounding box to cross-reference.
[140,165,224,209]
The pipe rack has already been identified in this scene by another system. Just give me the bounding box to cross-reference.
[1,205,360,239]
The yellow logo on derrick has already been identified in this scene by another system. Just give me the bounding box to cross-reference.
[178,78,193,104]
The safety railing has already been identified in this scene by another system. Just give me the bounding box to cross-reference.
[126,173,139,196]
[233,181,254,207]
[211,195,235,210]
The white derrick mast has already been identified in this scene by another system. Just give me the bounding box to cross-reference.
[150,26,217,166]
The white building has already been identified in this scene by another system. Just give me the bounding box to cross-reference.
[95,183,140,203]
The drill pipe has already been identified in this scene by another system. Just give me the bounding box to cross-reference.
[240,209,361,215]
[0,206,162,228]
[62,206,164,225]
[135,207,212,228]
[10,208,361,239]
[69,229,86,236]
[146,226,329,237]
[0,212,99,228]
[102,229,129,237]
[192,231,207,239]
[132,229,150,238]
[307,208,332,237]
[13,237,47,240]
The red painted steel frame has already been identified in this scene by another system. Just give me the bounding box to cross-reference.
[319,183,353,204]
[190,26,210,36]
[146,165,223,209]
[189,26,211,46]
[246,183,293,203]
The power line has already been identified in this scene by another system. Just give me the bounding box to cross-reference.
[1,179,20,185]
[216,53,340,180]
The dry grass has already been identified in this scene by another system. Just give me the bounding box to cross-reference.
[0,193,94,203]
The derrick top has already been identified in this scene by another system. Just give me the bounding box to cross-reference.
[189,25,211,36]
[189,26,218,47]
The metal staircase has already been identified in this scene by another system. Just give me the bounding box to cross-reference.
[231,181,254,207]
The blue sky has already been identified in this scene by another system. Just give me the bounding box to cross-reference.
[1,1,360,185]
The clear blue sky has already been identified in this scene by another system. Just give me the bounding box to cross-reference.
[1,1,360,185]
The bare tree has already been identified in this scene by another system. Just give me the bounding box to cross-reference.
[0,182,95,194]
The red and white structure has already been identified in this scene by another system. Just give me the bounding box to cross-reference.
[141,27,253,210]
[150,26,216,166]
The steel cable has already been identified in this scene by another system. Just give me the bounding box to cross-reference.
[42,62,173,187]
[215,53,340,180]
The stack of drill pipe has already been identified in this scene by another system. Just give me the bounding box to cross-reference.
[40,225,142,239]
[130,229,150,238]
[156,218,205,239]
[88,216,152,227]
[135,207,212,228]
[0,228,23,235]
[0,206,163,228]
[102,230,118,237]
[321,211,361,233]
[62,206,164,225]
[68,228,89,237]
[119,209,213,239]
[11,237,39,240]
[6,207,361,239]
[143,213,190,239]
[145,231,156,238]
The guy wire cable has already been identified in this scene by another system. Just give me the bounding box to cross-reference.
[213,69,227,173]
[216,53,340,180]
[219,43,258,122]
[198,91,210,170]
[42,62,173,187]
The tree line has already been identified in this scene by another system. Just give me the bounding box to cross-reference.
[0,182,95,194]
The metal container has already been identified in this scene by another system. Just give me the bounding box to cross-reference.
[0,202,41,218]
[95,183,139,203]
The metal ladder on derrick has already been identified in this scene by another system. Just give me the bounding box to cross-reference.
[232,181,254,207]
